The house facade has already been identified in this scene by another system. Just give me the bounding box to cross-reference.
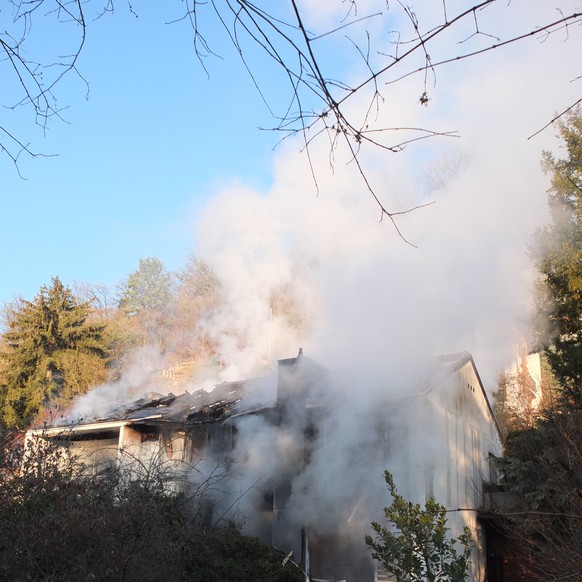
[27,351,504,582]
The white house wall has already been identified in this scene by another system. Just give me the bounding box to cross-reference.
[69,436,119,474]
[374,358,502,582]
[25,353,503,582]
[425,360,503,581]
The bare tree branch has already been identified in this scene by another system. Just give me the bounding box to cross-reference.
[2,1,581,241]
[528,98,582,140]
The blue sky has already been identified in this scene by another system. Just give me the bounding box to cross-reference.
[1,0,581,386]
[1,3,286,305]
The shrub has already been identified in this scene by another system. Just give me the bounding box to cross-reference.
[365,471,473,582]
[0,431,298,582]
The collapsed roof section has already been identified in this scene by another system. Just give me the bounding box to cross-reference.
[40,354,327,432]
[32,352,498,439]
[114,381,246,425]
[79,380,250,427]
[29,381,262,440]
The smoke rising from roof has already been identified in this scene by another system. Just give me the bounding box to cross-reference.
[193,0,582,387]
[53,5,582,575]
[66,345,169,422]
[64,3,581,425]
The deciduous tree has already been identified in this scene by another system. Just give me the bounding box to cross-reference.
[0,430,300,582]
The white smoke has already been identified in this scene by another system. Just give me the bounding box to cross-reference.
[182,0,582,557]
[58,1,581,571]
[66,345,169,422]
[193,0,582,388]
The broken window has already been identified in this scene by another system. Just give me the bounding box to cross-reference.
[69,431,119,475]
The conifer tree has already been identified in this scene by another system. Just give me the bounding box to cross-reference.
[0,277,110,428]
[493,110,582,580]
[535,109,582,408]
[119,257,173,318]
[118,257,174,346]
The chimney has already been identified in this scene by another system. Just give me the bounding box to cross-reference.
[272,352,330,572]
[276,350,328,408]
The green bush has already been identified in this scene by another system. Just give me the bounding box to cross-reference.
[365,471,473,582]
[0,431,298,582]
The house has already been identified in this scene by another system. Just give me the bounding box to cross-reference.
[26,351,504,582]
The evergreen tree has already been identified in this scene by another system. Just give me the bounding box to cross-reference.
[365,471,473,582]
[119,257,174,318]
[534,108,582,408]
[494,411,582,580]
[0,277,109,428]
[118,257,174,346]
[493,110,582,580]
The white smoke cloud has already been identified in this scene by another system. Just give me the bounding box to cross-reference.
[62,1,581,564]
[67,345,169,422]
[180,3,581,544]
[129,6,582,574]
[192,0,582,389]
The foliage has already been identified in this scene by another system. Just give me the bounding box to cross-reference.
[494,368,538,437]
[119,257,174,318]
[534,108,582,408]
[492,109,582,582]
[0,430,299,582]
[117,257,176,349]
[494,352,557,437]
[0,278,110,428]
[72,280,118,321]
[176,254,221,304]
[365,470,473,582]
[494,411,582,581]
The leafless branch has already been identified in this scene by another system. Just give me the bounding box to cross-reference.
[179,1,580,241]
[528,98,582,140]
[2,1,581,242]
[1,0,89,168]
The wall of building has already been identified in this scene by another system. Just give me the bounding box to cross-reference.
[27,354,503,582]
[424,360,503,582]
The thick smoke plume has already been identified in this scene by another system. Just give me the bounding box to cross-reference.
[186,0,582,554]
[65,1,581,572]
[194,0,582,387]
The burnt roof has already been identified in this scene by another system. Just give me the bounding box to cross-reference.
[52,379,262,429]
[123,382,244,424]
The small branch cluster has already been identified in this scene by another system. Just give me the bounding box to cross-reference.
[181,0,582,241]
[0,0,91,173]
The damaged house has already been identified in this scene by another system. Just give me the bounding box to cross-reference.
[27,351,504,582]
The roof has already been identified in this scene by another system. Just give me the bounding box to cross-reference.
[430,351,503,440]
[29,351,501,441]
[29,378,271,437]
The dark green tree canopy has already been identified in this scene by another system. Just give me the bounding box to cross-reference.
[535,109,582,408]
[0,277,110,428]
[494,411,582,580]
[494,110,582,581]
